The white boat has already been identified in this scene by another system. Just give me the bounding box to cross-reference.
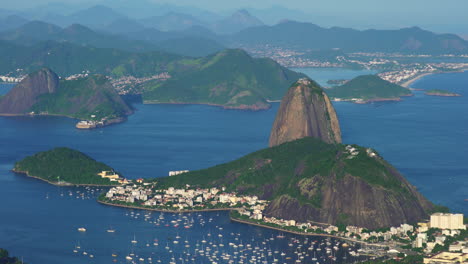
[131,235,138,244]
[77,227,86,232]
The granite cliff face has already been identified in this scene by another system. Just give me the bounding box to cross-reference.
[269,78,341,147]
[0,68,59,114]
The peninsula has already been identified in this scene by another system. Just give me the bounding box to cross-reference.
[13,147,125,186]
[0,68,133,129]
[326,75,412,103]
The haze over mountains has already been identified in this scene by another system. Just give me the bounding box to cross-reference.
[0,3,466,59]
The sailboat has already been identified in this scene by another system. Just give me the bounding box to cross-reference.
[131,234,138,244]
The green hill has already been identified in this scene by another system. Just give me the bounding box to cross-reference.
[13,147,120,185]
[142,49,305,109]
[0,68,133,122]
[31,75,133,121]
[159,137,433,229]
[326,75,412,102]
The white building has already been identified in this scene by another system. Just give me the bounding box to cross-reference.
[430,213,466,230]
[168,170,189,176]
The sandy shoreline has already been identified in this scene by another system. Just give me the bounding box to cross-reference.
[401,68,468,88]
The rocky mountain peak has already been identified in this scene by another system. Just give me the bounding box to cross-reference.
[269,78,342,147]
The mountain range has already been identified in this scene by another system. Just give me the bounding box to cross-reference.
[229,20,468,54]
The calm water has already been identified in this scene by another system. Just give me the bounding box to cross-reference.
[1,69,467,263]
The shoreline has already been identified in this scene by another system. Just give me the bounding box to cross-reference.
[12,170,118,187]
[142,100,271,111]
[97,200,387,247]
[229,217,385,247]
[98,199,235,213]
[401,68,468,88]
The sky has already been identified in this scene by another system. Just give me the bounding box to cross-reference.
[3,0,468,34]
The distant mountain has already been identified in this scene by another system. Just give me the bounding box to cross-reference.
[0,15,28,32]
[67,5,127,28]
[102,17,146,34]
[142,49,304,109]
[211,9,264,34]
[0,21,61,43]
[0,68,132,121]
[230,21,468,54]
[269,78,341,147]
[0,40,182,77]
[154,36,225,57]
[0,22,156,52]
[139,12,206,32]
[326,75,413,102]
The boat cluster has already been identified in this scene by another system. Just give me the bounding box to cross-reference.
[72,210,368,264]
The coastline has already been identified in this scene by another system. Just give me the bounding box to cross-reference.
[98,199,235,213]
[97,200,388,247]
[142,100,271,111]
[332,94,413,104]
[401,68,468,88]
[12,169,118,187]
[229,217,385,248]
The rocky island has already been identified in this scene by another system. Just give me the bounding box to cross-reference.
[425,89,461,97]
[326,75,413,103]
[13,147,125,186]
[0,68,133,129]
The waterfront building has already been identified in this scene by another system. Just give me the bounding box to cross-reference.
[430,213,466,230]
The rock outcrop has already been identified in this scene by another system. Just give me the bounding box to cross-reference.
[269,78,341,147]
[0,68,59,114]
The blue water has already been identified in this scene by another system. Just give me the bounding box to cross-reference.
[290,68,377,86]
[1,69,467,263]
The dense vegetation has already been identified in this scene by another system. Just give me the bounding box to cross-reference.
[159,137,412,201]
[29,74,132,120]
[14,147,118,185]
[0,249,23,264]
[142,49,304,108]
[326,75,412,100]
[0,40,182,78]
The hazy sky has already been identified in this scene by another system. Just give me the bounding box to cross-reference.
[3,0,468,34]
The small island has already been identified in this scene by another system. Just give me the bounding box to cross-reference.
[425,89,461,97]
[326,75,412,103]
[13,147,126,186]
